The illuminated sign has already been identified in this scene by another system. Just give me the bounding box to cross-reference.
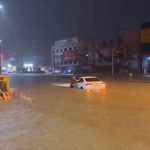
[140,23,150,55]
[141,28,150,43]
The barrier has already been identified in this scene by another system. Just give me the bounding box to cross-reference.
[0,75,33,102]
[10,88,33,103]
[0,75,12,100]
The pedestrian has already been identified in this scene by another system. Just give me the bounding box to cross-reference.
[129,72,133,79]
[70,74,77,88]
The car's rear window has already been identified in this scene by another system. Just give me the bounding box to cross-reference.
[85,78,99,82]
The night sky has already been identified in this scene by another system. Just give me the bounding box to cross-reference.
[0,0,150,61]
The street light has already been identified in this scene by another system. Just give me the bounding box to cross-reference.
[0,4,4,16]
[0,4,3,9]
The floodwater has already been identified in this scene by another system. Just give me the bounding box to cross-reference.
[0,75,150,150]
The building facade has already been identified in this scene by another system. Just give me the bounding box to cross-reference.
[51,37,79,73]
[86,31,139,74]
[51,32,141,75]
[51,37,94,73]
[119,31,140,74]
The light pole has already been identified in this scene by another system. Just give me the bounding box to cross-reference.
[109,40,115,76]
[0,4,3,74]
[0,40,2,74]
[112,48,114,76]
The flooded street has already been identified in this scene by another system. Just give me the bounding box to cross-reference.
[0,74,150,150]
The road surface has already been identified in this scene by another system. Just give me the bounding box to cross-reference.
[0,74,150,150]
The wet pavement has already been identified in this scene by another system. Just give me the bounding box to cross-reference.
[0,74,150,150]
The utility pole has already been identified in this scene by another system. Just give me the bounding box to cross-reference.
[0,4,3,74]
[112,48,114,76]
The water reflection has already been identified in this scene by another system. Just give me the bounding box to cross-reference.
[85,89,108,102]
[85,89,96,102]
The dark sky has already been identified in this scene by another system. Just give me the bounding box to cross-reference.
[0,0,150,57]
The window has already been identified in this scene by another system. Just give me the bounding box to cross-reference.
[78,78,84,82]
[73,47,77,51]
[85,77,99,82]
[69,47,72,52]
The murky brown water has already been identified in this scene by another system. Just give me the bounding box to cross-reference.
[0,77,150,150]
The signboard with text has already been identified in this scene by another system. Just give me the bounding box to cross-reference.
[140,22,150,55]
[62,51,78,60]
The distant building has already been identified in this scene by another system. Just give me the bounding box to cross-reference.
[86,33,135,74]
[51,32,141,75]
[119,31,140,74]
[51,37,92,73]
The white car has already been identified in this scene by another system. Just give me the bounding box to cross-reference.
[76,76,105,90]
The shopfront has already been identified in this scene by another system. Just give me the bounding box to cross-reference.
[142,57,150,74]
[140,22,150,74]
